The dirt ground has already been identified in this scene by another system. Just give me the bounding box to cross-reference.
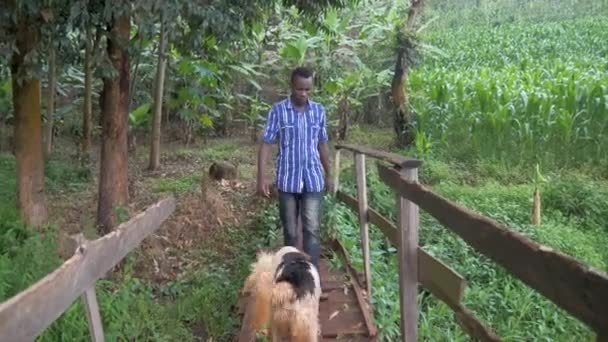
[48,136,274,285]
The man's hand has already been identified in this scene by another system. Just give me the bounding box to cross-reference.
[257,177,271,197]
[257,143,272,198]
[325,174,332,193]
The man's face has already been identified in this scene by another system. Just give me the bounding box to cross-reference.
[291,76,313,106]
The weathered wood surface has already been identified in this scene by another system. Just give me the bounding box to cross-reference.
[397,167,419,342]
[378,163,608,334]
[333,148,341,195]
[331,239,378,338]
[336,190,466,306]
[82,286,104,342]
[335,143,421,169]
[454,304,501,342]
[0,197,176,341]
[354,153,372,298]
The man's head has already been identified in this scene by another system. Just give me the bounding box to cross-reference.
[290,67,314,107]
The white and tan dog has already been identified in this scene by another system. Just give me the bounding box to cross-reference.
[242,246,321,342]
[270,247,321,342]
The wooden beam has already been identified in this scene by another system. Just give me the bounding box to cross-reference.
[335,143,422,169]
[333,148,341,195]
[378,163,608,333]
[354,153,372,298]
[331,239,378,338]
[397,167,419,342]
[453,304,501,342]
[82,286,104,342]
[336,190,466,307]
[0,197,176,341]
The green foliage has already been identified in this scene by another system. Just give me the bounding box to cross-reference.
[544,176,608,232]
[0,79,12,118]
[44,158,92,193]
[149,175,200,194]
[329,165,608,341]
[37,263,194,341]
[0,154,195,341]
[410,17,608,168]
[128,102,152,130]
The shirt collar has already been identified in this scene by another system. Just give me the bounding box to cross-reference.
[286,96,311,110]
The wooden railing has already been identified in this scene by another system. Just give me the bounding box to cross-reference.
[0,197,176,341]
[333,143,608,342]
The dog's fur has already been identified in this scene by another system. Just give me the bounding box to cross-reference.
[242,246,301,336]
[270,248,321,342]
[242,246,321,342]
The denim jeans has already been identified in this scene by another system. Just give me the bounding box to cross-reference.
[278,191,322,268]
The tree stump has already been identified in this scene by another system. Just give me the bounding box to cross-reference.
[208,161,238,181]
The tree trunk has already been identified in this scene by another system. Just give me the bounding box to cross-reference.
[338,96,349,140]
[148,15,168,171]
[11,18,48,226]
[82,26,93,156]
[97,14,130,234]
[391,0,424,147]
[44,46,56,158]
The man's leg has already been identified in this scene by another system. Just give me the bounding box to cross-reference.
[301,191,322,268]
[278,191,299,247]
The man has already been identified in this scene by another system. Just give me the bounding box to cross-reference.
[257,66,331,270]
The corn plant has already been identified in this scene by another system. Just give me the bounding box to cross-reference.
[409,17,608,168]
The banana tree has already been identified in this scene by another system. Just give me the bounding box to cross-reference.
[323,71,365,140]
[236,94,269,142]
[169,58,221,145]
[128,102,151,153]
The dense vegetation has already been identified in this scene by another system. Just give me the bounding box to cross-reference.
[1,0,607,341]
[410,17,608,169]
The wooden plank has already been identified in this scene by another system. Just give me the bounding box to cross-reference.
[0,197,176,341]
[331,239,378,337]
[336,191,466,307]
[453,304,501,342]
[397,167,418,342]
[333,148,341,195]
[378,163,608,333]
[354,153,372,298]
[82,286,104,342]
[335,143,422,169]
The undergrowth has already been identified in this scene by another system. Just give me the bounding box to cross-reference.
[0,152,275,341]
[328,163,608,341]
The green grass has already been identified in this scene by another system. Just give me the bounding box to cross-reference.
[0,148,276,341]
[148,175,200,194]
[0,154,198,341]
[328,164,608,341]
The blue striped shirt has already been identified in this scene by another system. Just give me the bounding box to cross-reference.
[262,97,329,193]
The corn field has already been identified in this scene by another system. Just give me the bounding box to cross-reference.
[410,17,608,167]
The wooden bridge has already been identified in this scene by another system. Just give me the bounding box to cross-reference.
[1,144,607,341]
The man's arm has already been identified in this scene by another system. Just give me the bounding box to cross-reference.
[318,106,331,191]
[257,143,272,197]
[318,142,331,192]
[257,106,278,197]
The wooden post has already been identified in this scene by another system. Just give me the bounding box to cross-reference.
[333,148,341,195]
[82,285,104,342]
[397,167,419,341]
[354,153,372,297]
